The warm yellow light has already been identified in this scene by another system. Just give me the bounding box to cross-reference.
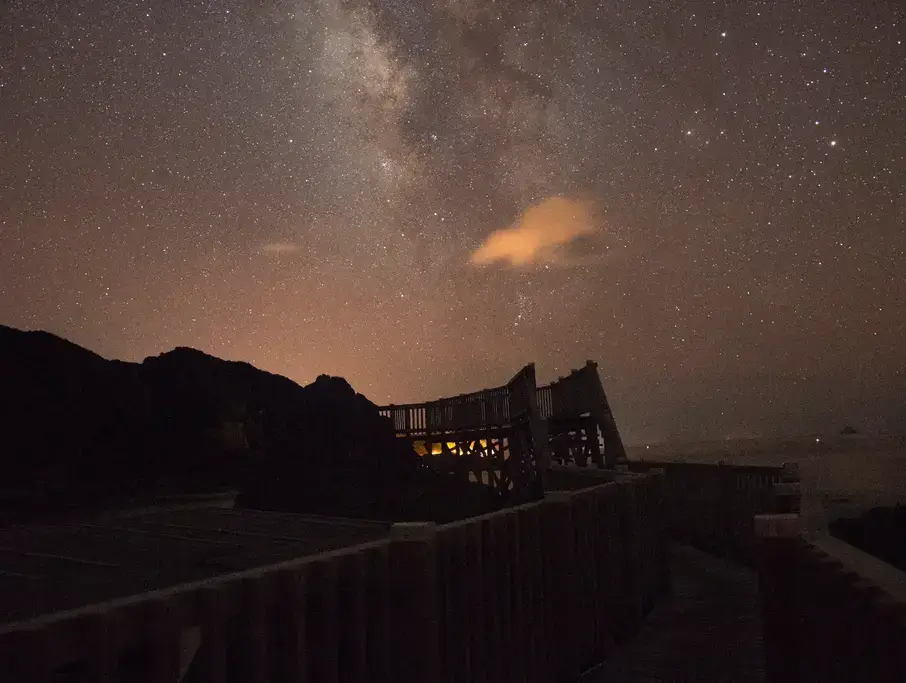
[412,439,492,457]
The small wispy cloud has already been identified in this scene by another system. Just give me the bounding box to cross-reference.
[260,242,302,255]
[470,197,598,268]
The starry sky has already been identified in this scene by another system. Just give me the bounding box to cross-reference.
[2,1,904,442]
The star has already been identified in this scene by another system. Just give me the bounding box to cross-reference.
[0,0,899,441]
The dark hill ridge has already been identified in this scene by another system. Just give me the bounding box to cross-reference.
[0,324,497,524]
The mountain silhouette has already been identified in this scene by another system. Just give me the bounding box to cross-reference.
[0,324,496,525]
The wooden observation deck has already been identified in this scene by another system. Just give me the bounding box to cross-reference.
[378,360,628,502]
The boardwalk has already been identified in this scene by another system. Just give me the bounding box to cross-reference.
[582,544,766,683]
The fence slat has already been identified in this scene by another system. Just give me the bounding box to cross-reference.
[274,567,307,683]
[145,599,182,683]
[390,523,440,683]
[236,577,270,683]
[196,585,229,683]
[307,559,340,683]
[338,552,368,683]
[465,521,486,683]
[480,517,502,683]
[544,492,579,681]
[364,545,391,683]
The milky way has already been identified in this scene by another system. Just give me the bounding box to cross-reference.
[1,1,904,441]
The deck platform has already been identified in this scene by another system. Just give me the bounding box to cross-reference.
[582,544,766,683]
[0,507,390,625]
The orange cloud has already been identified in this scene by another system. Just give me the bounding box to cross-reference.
[470,197,597,267]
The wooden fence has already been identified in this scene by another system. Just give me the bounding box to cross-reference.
[626,460,790,562]
[756,514,906,683]
[432,471,668,682]
[0,473,668,683]
[380,387,511,436]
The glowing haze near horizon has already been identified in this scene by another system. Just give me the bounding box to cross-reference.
[2,1,904,442]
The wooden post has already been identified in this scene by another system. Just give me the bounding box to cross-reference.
[587,486,609,656]
[442,525,468,682]
[465,521,487,683]
[506,508,528,683]
[543,491,579,681]
[236,578,270,683]
[524,504,547,682]
[587,417,603,468]
[0,627,55,683]
[516,506,538,683]
[574,490,597,667]
[145,599,183,683]
[196,585,230,683]
[797,548,840,681]
[273,567,307,683]
[364,545,391,683]
[871,598,906,683]
[481,517,504,683]
[575,428,589,468]
[651,469,671,597]
[307,559,340,683]
[338,552,368,683]
[390,522,440,683]
[78,612,118,682]
[718,464,735,554]
[755,513,803,683]
[493,513,514,683]
[617,480,643,638]
[846,579,885,681]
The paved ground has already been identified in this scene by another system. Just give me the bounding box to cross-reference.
[582,544,766,683]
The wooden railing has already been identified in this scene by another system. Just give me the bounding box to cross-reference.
[380,386,512,436]
[536,384,554,420]
[382,361,608,435]
[626,460,790,562]
[378,365,548,499]
[0,473,669,683]
[756,514,906,682]
[380,360,628,472]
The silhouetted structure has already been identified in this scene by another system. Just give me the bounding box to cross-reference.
[379,364,550,503]
[537,360,628,468]
[379,360,628,502]
[0,324,487,525]
[2,324,634,526]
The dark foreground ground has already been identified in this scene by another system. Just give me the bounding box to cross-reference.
[582,544,765,683]
[0,506,389,624]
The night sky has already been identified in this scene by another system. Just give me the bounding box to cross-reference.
[2,1,903,442]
